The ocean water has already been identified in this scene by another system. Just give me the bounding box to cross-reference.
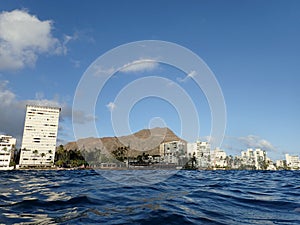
[0,170,299,225]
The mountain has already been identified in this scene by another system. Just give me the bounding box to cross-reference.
[62,127,185,157]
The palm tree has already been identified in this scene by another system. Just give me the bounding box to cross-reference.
[191,152,197,169]
[33,149,38,154]
[32,150,38,166]
[40,153,46,166]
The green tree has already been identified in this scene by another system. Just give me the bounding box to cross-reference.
[54,145,88,168]
[112,146,128,162]
[32,150,39,166]
[33,149,38,154]
[55,159,64,167]
[40,152,46,165]
[183,152,197,170]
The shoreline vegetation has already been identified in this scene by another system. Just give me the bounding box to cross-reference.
[8,144,297,171]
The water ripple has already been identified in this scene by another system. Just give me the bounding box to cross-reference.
[0,170,299,224]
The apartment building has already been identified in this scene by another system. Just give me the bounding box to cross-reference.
[159,141,186,164]
[0,135,16,169]
[19,105,60,167]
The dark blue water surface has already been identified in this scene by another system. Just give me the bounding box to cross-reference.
[0,170,300,224]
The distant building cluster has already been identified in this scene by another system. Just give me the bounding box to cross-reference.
[159,140,300,170]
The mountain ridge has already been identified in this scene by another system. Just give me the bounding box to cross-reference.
[62,127,185,156]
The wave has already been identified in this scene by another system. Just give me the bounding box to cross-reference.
[0,170,300,224]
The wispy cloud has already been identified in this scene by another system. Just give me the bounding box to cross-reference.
[120,59,158,73]
[177,70,197,83]
[223,135,277,153]
[106,102,116,112]
[92,65,116,77]
[70,59,81,68]
[54,34,77,55]
[72,110,97,124]
[238,135,276,152]
[199,136,214,142]
[92,59,158,77]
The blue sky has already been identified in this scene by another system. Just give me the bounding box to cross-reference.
[0,0,299,160]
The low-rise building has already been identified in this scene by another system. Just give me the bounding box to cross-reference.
[159,141,186,164]
[285,154,299,170]
[266,163,277,170]
[276,160,285,169]
[0,135,16,170]
[241,148,266,170]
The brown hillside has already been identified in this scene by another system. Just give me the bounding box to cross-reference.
[62,127,185,157]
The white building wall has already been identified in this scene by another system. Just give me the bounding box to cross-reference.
[20,105,60,167]
[211,147,227,168]
[254,149,266,169]
[160,141,186,164]
[0,135,16,169]
[241,148,266,169]
[196,141,210,168]
[187,143,197,158]
[285,154,299,169]
[276,160,284,168]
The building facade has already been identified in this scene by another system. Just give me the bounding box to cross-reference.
[19,105,61,167]
[241,148,266,170]
[211,147,227,168]
[0,135,16,169]
[159,141,186,164]
[285,154,299,170]
[196,141,211,168]
[186,141,211,168]
[276,160,285,169]
[187,142,197,158]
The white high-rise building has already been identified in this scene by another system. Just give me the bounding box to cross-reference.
[0,135,16,170]
[19,105,61,167]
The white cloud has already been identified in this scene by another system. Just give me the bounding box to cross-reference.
[200,135,214,143]
[72,110,97,124]
[177,70,197,83]
[92,65,116,77]
[120,59,158,73]
[92,59,158,77]
[55,34,77,55]
[0,9,66,71]
[0,80,74,143]
[106,102,116,112]
[70,59,81,68]
[0,80,98,145]
[0,80,15,105]
[238,135,276,152]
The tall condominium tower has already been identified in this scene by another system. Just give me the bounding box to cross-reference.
[19,105,61,167]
